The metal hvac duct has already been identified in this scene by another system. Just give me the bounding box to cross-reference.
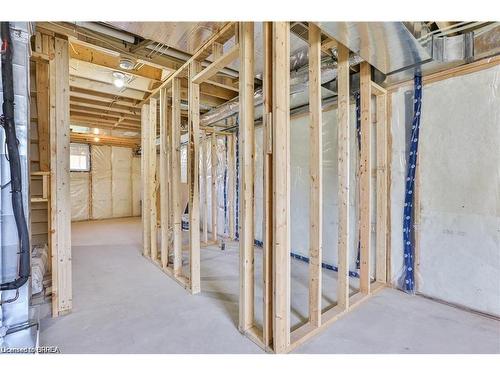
[200,54,363,126]
[313,22,433,74]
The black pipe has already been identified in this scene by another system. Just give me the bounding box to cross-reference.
[0,22,30,291]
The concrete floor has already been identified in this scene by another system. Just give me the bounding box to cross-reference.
[40,217,500,353]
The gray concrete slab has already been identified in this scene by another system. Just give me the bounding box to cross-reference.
[39,217,500,353]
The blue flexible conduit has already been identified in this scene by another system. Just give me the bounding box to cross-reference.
[403,74,423,293]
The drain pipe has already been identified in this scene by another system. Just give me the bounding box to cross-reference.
[0,22,30,291]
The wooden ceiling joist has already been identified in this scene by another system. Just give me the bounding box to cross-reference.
[69,86,140,104]
[70,119,139,131]
[139,22,237,106]
[69,104,141,121]
[69,42,165,81]
[70,132,140,148]
[70,96,141,115]
[70,59,157,93]
[70,111,141,126]
[70,112,140,129]
[70,76,150,100]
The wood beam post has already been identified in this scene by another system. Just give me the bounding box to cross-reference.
[171,78,183,276]
[262,21,274,348]
[36,60,50,172]
[272,21,291,353]
[337,42,350,310]
[238,21,255,333]
[141,103,151,258]
[50,36,72,316]
[211,131,218,241]
[308,23,323,328]
[359,61,372,294]
[188,61,201,294]
[149,98,158,262]
[160,88,170,269]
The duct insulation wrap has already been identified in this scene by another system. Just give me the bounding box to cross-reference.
[389,64,500,316]
[70,145,140,221]
[0,22,34,348]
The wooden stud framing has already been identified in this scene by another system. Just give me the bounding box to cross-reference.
[140,22,236,106]
[272,21,291,353]
[149,98,158,262]
[192,45,239,85]
[227,133,236,240]
[359,61,372,295]
[171,78,183,276]
[35,60,50,172]
[50,36,72,317]
[336,42,350,310]
[201,131,209,244]
[160,88,170,269]
[375,92,388,283]
[188,61,201,294]
[262,21,274,348]
[308,23,322,328]
[211,131,218,241]
[238,22,255,334]
[141,103,151,258]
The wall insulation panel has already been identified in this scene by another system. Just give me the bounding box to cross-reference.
[91,145,113,219]
[390,65,500,316]
[112,146,133,217]
[251,105,377,276]
[132,156,141,217]
[70,172,90,221]
[70,145,140,221]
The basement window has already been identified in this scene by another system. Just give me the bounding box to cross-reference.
[70,143,90,172]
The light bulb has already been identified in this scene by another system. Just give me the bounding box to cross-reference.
[113,78,125,88]
[112,71,126,88]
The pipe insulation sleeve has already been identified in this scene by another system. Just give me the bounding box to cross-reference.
[0,22,30,291]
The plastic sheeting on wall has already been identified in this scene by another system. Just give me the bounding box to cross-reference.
[420,66,499,315]
[287,107,363,271]
[112,146,133,217]
[216,136,227,236]
[390,65,500,316]
[1,22,33,348]
[70,145,140,221]
[132,156,141,217]
[91,145,113,219]
[70,172,90,221]
[250,105,377,278]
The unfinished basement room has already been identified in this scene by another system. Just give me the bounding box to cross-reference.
[0,2,499,369]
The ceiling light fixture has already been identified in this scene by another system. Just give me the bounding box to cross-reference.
[112,71,126,88]
[119,57,135,70]
[94,137,100,142]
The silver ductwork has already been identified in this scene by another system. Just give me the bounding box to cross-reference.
[200,54,363,126]
[313,22,433,74]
